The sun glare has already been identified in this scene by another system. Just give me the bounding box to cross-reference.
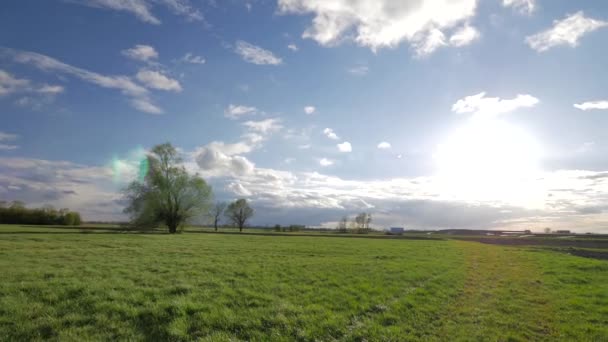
[434,119,545,206]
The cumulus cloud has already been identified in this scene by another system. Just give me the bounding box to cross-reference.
[574,100,608,111]
[337,141,352,152]
[287,43,298,51]
[235,41,282,65]
[69,0,204,25]
[122,44,158,62]
[452,92,539,118]
[503,0,536,15]
[304,106,315,114]
[526,12,608,52]
[181,52,205,64]
[195,146,255,176]
[319,158,334,167]
[323,128,339,140]
[277,0,478,56]
[135,69,182,92]
[377,141,391,149]
[1,47,163,114]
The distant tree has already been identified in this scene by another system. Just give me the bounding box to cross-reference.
[0,201,81,225]
[544,227,552,234]
[354,212,372,232]
[123,143,213,233]
[274,224,282,232]
[225,199,254,232]
[337,216,348,232]
[210,201,227,231]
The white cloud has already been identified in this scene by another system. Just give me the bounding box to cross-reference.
[122,44,158,62]
[503,0,536,15]
[319,158,334,166]
[195,146,255,176]
[304,106,316,114]
[37,84,64,94]
[277,0,477,56]
[574,100,608,111]
[224,104,257,119]
[449,24,480,47]
[0,70,30,95]
[347,65,369,76]
[181,52,205,64]
[337,141,352,152]
[0,131,19,151]
[0,69,64,97]
[0,132,18,142]
[70,0,203,25]
[452,92,539,118]
[130,98,163,114]
[377,141,391,149]
[1,47,163,114]
[242,118,283,135]
[135,69,182,92]
[0,144,18,151]
[287,43,298,51]
[323,128,339,140]
[526,12,608,52]
[0,157,122,221]
[298,144,311,149]
[235,41,283,65]
[228,182,252,196]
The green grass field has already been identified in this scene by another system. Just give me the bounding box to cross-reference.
[0,225,606,341]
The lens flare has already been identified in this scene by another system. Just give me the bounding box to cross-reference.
[110,147,149,184]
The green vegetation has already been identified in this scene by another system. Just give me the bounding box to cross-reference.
[0,201,81,226]
[124,143,213,233]
[0,225,606,341]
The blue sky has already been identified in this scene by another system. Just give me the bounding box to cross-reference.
[1,0,608,232]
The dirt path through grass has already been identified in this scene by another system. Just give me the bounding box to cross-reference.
[437,241,557,341]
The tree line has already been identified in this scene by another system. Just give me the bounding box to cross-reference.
[123,143,254,233]
[0,201,82,226]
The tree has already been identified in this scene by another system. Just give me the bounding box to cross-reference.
[544,227,552,234]
[210,201,227,231]
[225,199,254,232]
[354,212,372,232]
[337,216,348,232]
[365,213,372,229]
[123,143,213,233]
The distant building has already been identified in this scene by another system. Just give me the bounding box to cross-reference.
[390,227,405,234]
[555,230,571,234]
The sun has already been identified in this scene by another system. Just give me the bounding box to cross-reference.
[433,119,545,206]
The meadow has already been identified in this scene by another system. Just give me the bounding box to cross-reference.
[0,225,606,341]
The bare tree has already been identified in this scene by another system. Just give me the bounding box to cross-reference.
[225,199,254,232]
[211,201,227,231]
[337,216,348,232]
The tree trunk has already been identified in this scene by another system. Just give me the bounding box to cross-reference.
[168,224,177,234]
[214,219,218,231]
[239,225,243,232]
